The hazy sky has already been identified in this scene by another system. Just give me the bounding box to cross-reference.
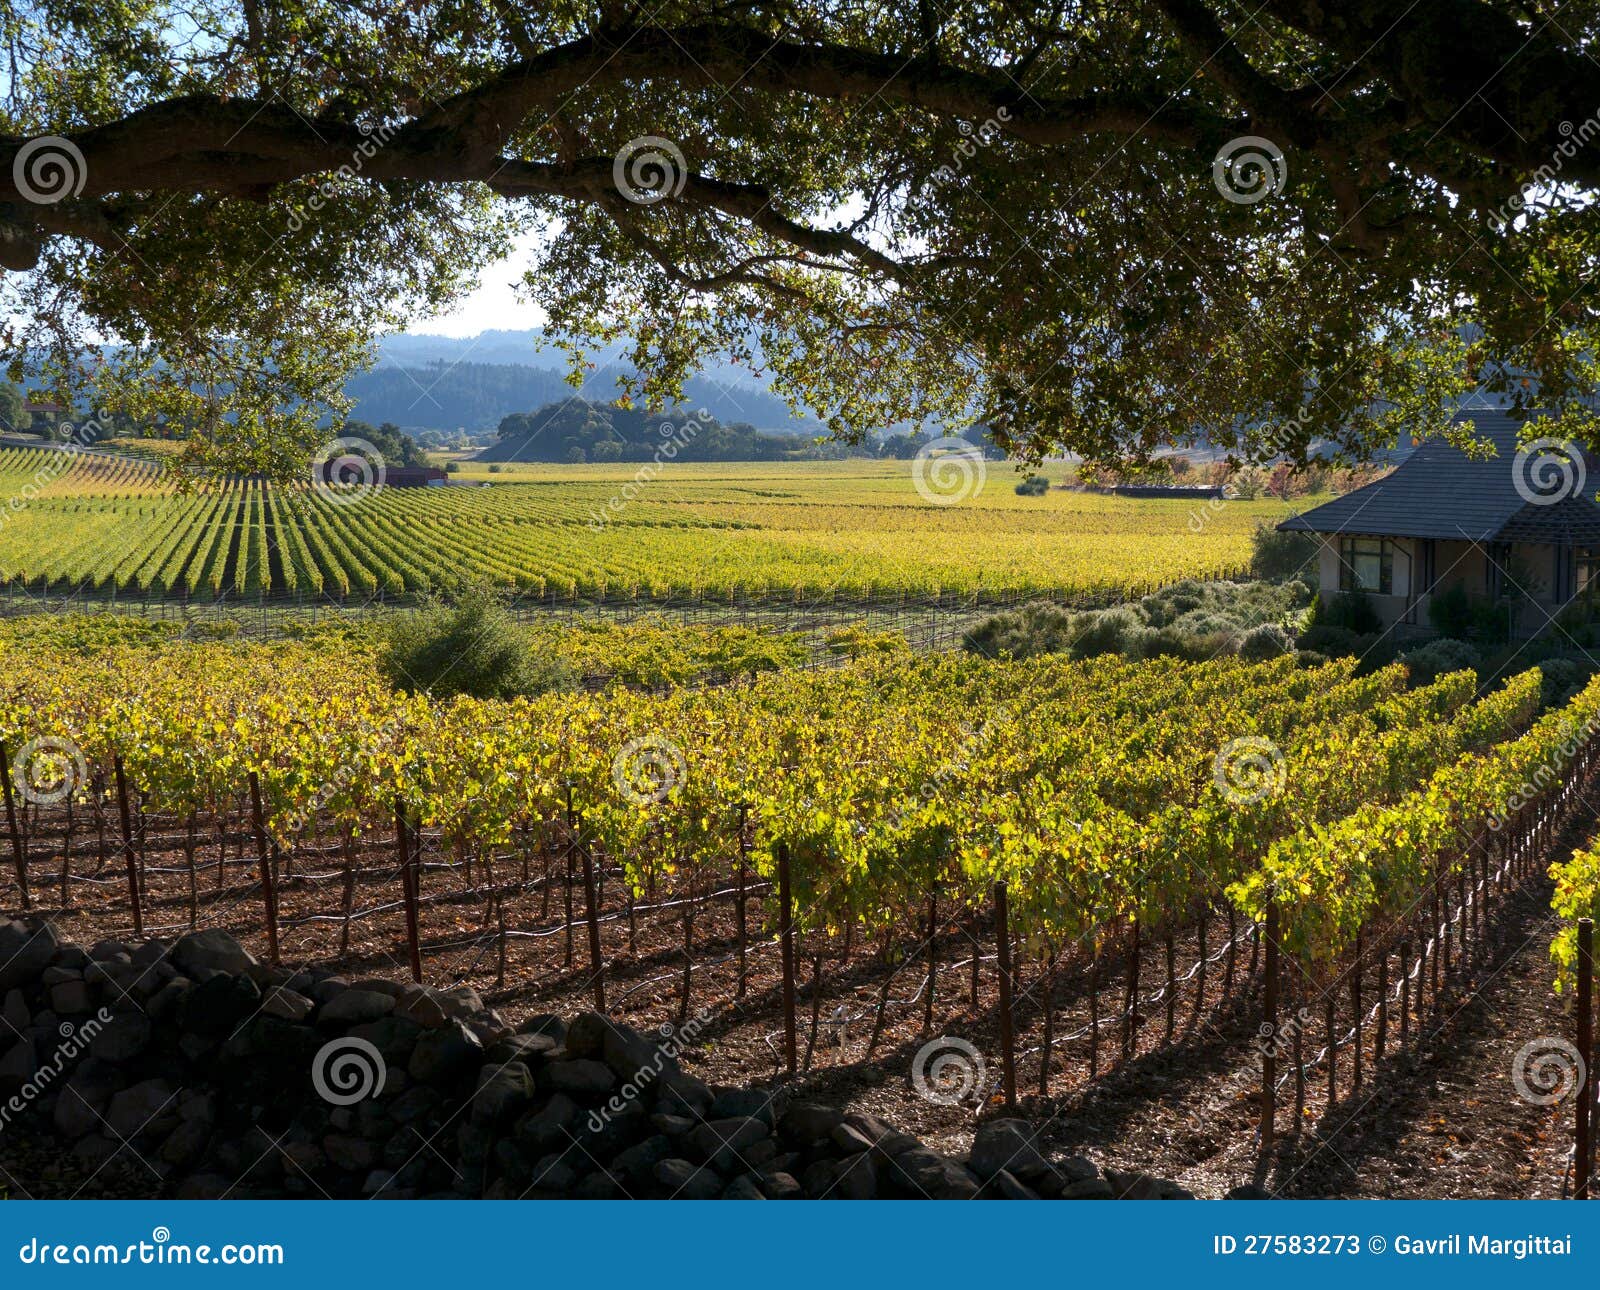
[413,238,549,338]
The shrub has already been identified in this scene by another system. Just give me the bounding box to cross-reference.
[1014,475,1051,496]
[1538,657,1593,709]
[1426,582,1475,639]
[1239,622,1293,661]
[1070,606,1144,659]
[1296,623,1360,657]
[1398,638,1481,686]
[445,461,461,473]
[961,601,1079,660]
[1249,521,1320,582]
[487,463,505,474]
[379,586,575,700]
[1315,590,1382,635]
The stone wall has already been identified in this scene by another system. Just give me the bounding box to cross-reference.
[0,919,1197,1200]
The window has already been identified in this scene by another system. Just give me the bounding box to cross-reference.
[1338,536,1393,595]
[1579,547,1600,598]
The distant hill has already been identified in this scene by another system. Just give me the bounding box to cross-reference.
[359,330,826,436]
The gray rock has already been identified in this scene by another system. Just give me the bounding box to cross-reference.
[309,977,350,1005]
[1226,1183,1273,1200]
[260,987,314,1022]
[760,1170,802,1199]
[170,929,256,978]
[349,977,406,999]
[690,1116,770,1173]
[41,965,82,987]
[318,989,395,1027]
[0,921,58,990]
[408,1019,483,1086]
[49,979,92,1014]
[105,1078,178,1139]
[564,1011,609,1059]
[515,1092,580,1151]
[471,1061,534,1123]
[323,1133,377,1172]
[830,1123,875,1155]
[2,988,28,1031]
[0,1036,36,1089]
[654,1157,722,1199]
[833,1153,879,1200]
[487,1032,557,1067]
[546,1058,616,1097]
[159,1119,210,1168]
[528,1152,580,1194]
[722,1175,766,1199]
[1063,1176,1116,1199]
[89,1013,152,1063]
[780,1101,843,1143]
[518,1014,567,1043]
[436,985,484,1018]
[986,1168,1039,1200]
[393,986,450,1029]
[611,1134,672,1184]
[970,1118,1050,1180]
[710,1086,775,1125]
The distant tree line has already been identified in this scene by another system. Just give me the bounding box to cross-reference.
[486,400,852,463]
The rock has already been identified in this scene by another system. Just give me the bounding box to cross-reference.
[721,1175,766,1199]
[318,989,395,1027]
[349,977,406,999]
[528,1152,579,1194]
[41,965,81,987]
[408,1019,483,1086]
[129,940,168,970]
[362,1169,397,1196]
[49,979,92,1014]
[970,1118,1050,1180]
[655,1072,713,1118]
[710,1086,774,1125]
[985,1169,1038,1200]
[87,939,128,962]
[518,1014,567,1043]
[1105,1169,1191,1199]
[1226,1183,1273,1200]
[564,1011,609,1059]
[159,1119,211,1168]
[309,978,350,1005]
[88,1012,152,1063]
[515,1093,580,1152]
[780,1101,843,1144]
[169,929,256,978]
[145,978,190,1024]
[0,1036,36,1089]
[175,1173,232,1200]
[53,1062,117,1138]
[654,1157,722,1199]
[545,1058,616,1097]
[436,985,484,1019]
[393,986,450,1029]
[2,988,29,1031]
[573,1170,624,1200]
[1062,1176,1116,1200]
[105,1078,178,1139]
[832,1152,879,1200]
[323,1134,378,1173]
[260,987,314,1023]
[689,1116,769,1172]
[830,1123,875,1155]
[471,1061,534,1124]
[0,920,58,990]
[760,1170,803,1199]
[180,972,260,1036]
[487,1032,557,1067]
[611,1134,672,1184]
[801,1159,836,1198]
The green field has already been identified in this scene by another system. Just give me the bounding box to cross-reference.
[0,446,1300,602]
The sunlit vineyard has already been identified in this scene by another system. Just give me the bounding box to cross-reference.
[0,446,1299,603]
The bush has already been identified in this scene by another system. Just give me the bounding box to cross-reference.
[379,587,575,700]
[1426,582,1474,639]
[1538,657,1593,709]
[1398,638,1481,686]
[1070,606,1144,659]
[1315,590,1382,635]
[1296,624,1360,657]
[1014,475,1051,496]
[961,601,1079,660]
[487,463,505,474]
[1239,622,1293,661]
[445,461,461,473]
[1249,521,1320,582]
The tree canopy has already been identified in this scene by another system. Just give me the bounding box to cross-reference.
[3,1,1600,475]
